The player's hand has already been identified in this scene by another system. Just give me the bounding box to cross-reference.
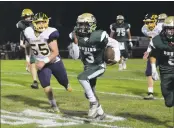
[107,59,117,66]
[26,62,31,72]
[36,61,45,70]
[152,70,159,81]
[129,41,133,48]
[143,51,149,60]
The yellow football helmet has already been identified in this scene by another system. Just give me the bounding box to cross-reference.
[32,12,49,33]
[143,13,158,31]
[158,13,168,23]
[76,13,97,36]
[163,16,174,41]
[21,9,34,18]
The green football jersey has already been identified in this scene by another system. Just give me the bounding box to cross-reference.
[76,30,108,66]
[150,35,174,74]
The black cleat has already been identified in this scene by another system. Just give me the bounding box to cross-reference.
[144,93,154,100]
[31,81,39,89]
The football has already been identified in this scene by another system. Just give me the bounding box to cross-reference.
[104,46,115,64]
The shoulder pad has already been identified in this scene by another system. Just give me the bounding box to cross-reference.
[43,27,57,39]
[24,27,34,38]
[16,20,26,30]
[90,30,108,42]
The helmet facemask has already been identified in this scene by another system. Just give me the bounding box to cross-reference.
[33,20,49,33]
[144,20,156,30]
[32,12,49,33]
[164,27,174,43]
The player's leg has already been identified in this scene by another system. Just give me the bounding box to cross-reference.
[85,78,98,100]
[122,50,128,70]
[160,74,174,107]
[77,65,105,119]
[30,55,39,89]
[118,50,123,71]
[37,67,59,112]
[51,60,72,92]
[144,59,154,100]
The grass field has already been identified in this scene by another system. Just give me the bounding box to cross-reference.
[1,59,174,128]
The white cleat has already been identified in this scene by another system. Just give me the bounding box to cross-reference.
[88,101,99,118]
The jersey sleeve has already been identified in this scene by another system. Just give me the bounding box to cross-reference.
[16,20,26,31]
[48,30,59,43]
[149,40,159,58]
[100,31,109,47]
[126,23,131,32]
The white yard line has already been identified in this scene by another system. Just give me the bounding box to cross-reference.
[1,109,128,128]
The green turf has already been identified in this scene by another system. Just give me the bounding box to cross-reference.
[1,59,174,128]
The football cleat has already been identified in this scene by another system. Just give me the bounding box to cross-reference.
[65,85,72,92]
[31,81,39,89]
[144,93,154,100]
[88,101,99,118]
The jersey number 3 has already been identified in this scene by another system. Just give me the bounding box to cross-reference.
[30,44,49,56]
[84,52,94,63]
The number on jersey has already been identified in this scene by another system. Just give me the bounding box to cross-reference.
[30,43,50,56]
[116,28,126,36]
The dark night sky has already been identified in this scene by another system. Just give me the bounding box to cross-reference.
[0,1,173,49]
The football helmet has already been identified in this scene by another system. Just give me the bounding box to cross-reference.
[21,9,34,21]
[158,13,168,23]
[116,15,124,24]
[76,13,97,37]
[143,13,158,30]
[32,12,49,33]
[163,16,174,42]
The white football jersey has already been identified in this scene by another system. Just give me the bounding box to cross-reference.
[141,25,161,38]
[156,22,164,32]
[24,27,60,62]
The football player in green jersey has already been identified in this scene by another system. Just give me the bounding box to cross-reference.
[150,16,174,107]
[69,13,120,119]
[16,9,39,89]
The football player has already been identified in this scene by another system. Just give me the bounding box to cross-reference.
[141,13,161,100]
[150,16,174,107]
[69,13,120,119]
[110,15,132,70]
[157,13,168,32]
[16,9,39,89]
[24,12,72,112]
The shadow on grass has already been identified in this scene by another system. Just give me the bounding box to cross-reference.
[4,94,50,109]
[117,112,172,128]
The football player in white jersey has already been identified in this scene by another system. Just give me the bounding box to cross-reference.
[141,13,161,100]
[24,12,72,112]
[156,13,168,32]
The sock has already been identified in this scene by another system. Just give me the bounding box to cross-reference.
[49,99,57,107]
[34,80,38,83]
[148,87,153,94]
[79,80,97,102]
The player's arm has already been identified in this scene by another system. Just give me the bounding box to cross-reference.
[20,31,26,48]
[101,31,120,65]
[45,31,60,63]
[68,31,80,59]
[149,40,159,80]
[107,37,120,63]
[126,24,133,47]
[109,24,115,38]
